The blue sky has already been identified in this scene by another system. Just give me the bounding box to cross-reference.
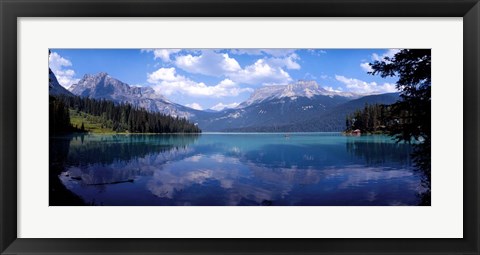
[49,49,399,111]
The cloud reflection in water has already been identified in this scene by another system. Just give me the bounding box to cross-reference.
[56,133,424,206]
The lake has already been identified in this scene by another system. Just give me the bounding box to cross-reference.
[49,133,427,206]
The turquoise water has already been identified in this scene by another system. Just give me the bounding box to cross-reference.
[50,133,425,206]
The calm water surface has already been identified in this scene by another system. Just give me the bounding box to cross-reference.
[50,133,426,206]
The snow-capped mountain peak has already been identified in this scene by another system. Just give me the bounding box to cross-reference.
[282,80,327,98]
[239,80,356,108]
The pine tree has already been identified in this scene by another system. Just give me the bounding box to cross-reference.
[368,49,431,195]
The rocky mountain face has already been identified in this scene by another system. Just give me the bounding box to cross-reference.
[68,72,197,119]
[238,80,358,108]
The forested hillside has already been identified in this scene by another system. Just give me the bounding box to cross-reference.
[345,103,393,133]
[49,95,201,134]
[224,93,399,132]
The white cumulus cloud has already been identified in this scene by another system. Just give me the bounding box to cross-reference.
[335,75,397,94]
[175,50,241,77]
[185,103,203,110]
[228,59,292,85]
[360,49,401,73]
[360,62,374,72]
[48,52,80,88]
[142,49,181,62]
[147,67,178,82]
[266,53,301,70]
[173,50,298,86]
[147,67,252,98]
[210,102,240,111]
[324,86,343,93]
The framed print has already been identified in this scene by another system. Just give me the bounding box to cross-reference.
[1,0,479,254]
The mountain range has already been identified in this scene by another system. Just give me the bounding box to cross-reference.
[49,71,400,132]
[68,72,198,119]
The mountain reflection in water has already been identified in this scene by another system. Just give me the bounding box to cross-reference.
[50,133,426,206]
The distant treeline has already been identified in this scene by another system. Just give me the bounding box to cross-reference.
[223,121,343,132]
[345,103,393,133]
[49,95,201,134]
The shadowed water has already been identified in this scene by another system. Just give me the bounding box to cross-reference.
[50,133,426,206]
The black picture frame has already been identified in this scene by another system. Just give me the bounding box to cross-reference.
[1,0,479,254]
